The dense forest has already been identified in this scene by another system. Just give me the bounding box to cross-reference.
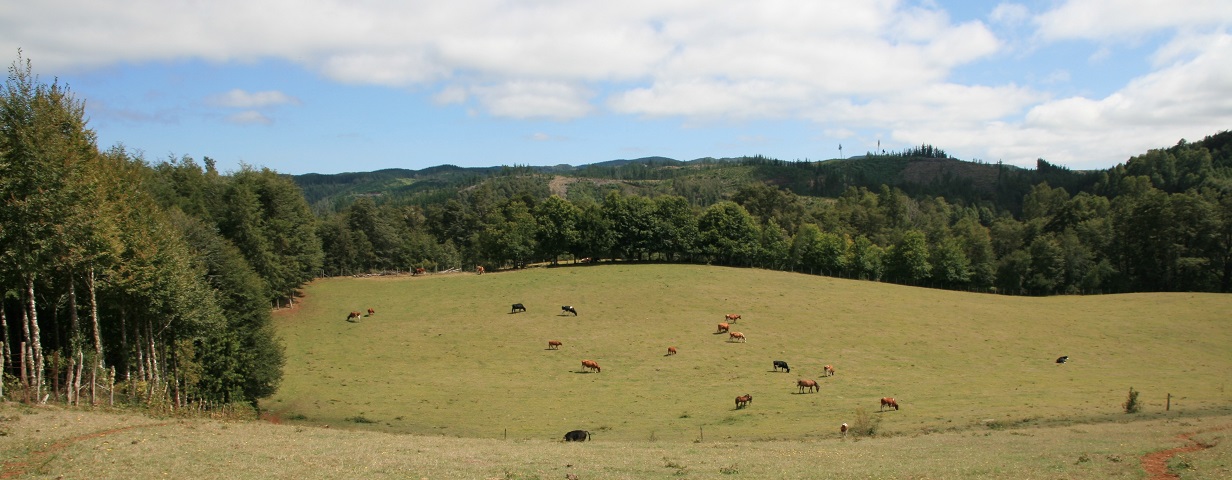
[3,53,1231,411]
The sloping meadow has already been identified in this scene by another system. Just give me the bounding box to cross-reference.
[267,264,1232,442]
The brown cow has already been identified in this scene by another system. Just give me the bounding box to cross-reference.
[728,331,746,342]
[367,308,375,316]
[667,346,677,355]
[725,313,741,322]
[824,365,835,377]
[476,265,485,275]
[346,311,361,322]
[735,394,753,409]
[797,379,819,393]
[716,322,730,333]
[413,267,426,276]
[880,397,899,411]
[547,340,563,350]
[581,359,601,373]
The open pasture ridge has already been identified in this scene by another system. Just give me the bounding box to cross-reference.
[267,264,1232,443]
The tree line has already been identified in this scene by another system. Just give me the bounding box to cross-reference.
[312,130,1232,295]
[1,54,321,410]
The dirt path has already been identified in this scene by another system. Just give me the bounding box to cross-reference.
[1141,426,1228,479]
[0,422,171,479]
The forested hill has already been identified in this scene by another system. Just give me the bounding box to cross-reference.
[291,150,1104,216]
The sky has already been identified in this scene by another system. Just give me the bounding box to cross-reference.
[3,0,1231,175]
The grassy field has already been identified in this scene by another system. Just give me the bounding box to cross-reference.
[4,263,1230,479]
[263,264,1231,442]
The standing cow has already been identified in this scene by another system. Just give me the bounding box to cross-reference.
[563,430,590,442]
[797,379,819,393]
[561,305,578,316]
[773,360,790,373]
[716,322,730,333]
[728,331,746,342]
[725,314,741,322]
[346,311,361,322]
[547,340,563,350]
[511,303,526,313]
[667,346,677,355]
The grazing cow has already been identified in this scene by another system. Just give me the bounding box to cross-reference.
[548,340,563,350]
[667,346,677,355]
[367,308,375,316]
[880,397,900,411]
[716,322,730,333]
[563,429,590,442]
[728,331,746,342]
[561,305,578,316]
[725,314,741,322]
[412,267,426,276]
[1056,355,1069,364]
[511,303,526,313]
[797,379,819,393]
[581,359,601,373]
[346,311,361,322]
[773,360,790,373]
[735,394,753,409]
[476,265,485,275]
[824,365,835,377]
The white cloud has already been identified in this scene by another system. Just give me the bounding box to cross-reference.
[227,110,273,125]
[207,89,300,108]
[471,81,594,120]
[1034,0,1232,41]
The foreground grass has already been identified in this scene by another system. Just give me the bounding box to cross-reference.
[3,404,1230,479]
[266,264,1232,442]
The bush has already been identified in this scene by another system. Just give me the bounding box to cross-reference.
[1123,387,1141,414]
[851,407,881,437]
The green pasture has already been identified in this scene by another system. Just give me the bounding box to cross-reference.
[265,263,1232,443]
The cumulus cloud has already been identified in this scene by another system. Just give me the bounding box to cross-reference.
[1034,0,1232,41]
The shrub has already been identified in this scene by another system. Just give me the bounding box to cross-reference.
[1123,388,1141,414]
[851,407,881,437]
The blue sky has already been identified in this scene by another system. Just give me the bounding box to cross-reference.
[4,0,1231,175]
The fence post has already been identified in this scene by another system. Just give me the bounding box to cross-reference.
[1167,393,1171,411]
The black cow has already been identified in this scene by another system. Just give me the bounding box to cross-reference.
[563,429,590,442]
[562,305,578,316]
[1056,355,1069,364]
[511,303,526,313]
[773,360,790,373]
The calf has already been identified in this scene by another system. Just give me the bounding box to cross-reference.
[824,365,835,376]
[561,305,578,316]
[773,360,790,373]
[563,429,590,442]
[367,308,375,316]
[511,303,526,313]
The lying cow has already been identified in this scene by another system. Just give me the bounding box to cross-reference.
[563,429,591,442]
[511,303,526,313]
[773,360,790,373]
[561,305,578,316]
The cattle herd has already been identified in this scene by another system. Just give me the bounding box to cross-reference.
[344,291,905,441]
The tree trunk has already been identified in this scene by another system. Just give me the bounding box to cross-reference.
[26,276,45,403]
[88,268,103,405]
[0,307,8,400]
[68,277,81,405]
